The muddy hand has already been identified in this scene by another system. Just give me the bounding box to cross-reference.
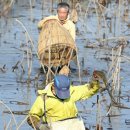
[27,116,40,129]
[93,70,107,86]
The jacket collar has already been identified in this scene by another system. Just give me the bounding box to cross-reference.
[38,82,74,98]
[56,15,70,24]
[46,84,56,97]
[37,82,55,97]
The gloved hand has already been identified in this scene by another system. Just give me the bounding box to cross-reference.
[89,70,107,89]
[27,115,40,130]
[93,70,107,86]
[89,80,99,89]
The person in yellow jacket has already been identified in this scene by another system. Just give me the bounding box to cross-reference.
[38,2,75,41]
[27,72,103,130]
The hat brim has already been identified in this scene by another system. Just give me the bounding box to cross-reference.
[55,88,70,100]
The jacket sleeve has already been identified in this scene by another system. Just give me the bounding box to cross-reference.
[29,95,44,120]
[38,16,56,29]
[71,80,99,102]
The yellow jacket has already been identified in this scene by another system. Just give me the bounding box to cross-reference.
[29,81,99,123]
[38,15,76,41]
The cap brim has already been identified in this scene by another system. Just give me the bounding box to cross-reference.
[55,89,70,99]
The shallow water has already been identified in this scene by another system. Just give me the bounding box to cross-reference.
[0,0,130,130]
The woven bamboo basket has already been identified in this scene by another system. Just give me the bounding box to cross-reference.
[38,19,77,67]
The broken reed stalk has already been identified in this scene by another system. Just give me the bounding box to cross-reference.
[107,44,122,105]
[78,0,130,42]
[107,37,127,82]
[112,47,121,84]
[93,0,100,38]
[117,0,122,36]
[77,0,130,46]
[84,0,92,18]
[91,35,130,45]
[15,19,38,61]
[96,95,103,130]
[94,0,109,45]
[117,47,121,102]
[9,0,15,7]
[96,0,108,43]
[15,18,35,75]
[96,95,99,130]
[6,119,12,130]
[0,100,17,128]
[15,19,46,75]
[29,0,33,23]
[99,98,102,130]
[70,2,91,84]
[78,1,90,33]
[41,0,44,17]
[51,0,53,12]
[122,55,130,62]
[75,2,82,14]
[1,101,31,130]
[79,0,108,42]
[112,46,122,102]
[112,49,119,89]
[25,32,32,79]
[44,30,55,83]
[0,0,15,16]
[76,52,82,84]
[21,53,26,73]
[17,116,28,130]
[46,65,54,85]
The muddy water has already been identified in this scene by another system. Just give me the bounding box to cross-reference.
[0,0,130,130]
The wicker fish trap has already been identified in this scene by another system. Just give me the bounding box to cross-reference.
[38,19,77,67]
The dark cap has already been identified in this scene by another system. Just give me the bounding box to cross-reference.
[54,75,70,99]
